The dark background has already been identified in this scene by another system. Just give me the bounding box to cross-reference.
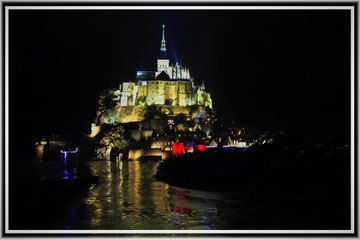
[9,10,351,156]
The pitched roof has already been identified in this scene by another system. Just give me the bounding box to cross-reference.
[156,71,171,80]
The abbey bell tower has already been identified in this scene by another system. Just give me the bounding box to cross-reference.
[157,25,170,74]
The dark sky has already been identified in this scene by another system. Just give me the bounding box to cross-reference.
[9,9,351,149]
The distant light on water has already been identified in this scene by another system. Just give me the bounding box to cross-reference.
[206,145,249,149]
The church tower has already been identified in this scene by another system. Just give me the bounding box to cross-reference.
[160,24,166,53]
[157,25,170,75]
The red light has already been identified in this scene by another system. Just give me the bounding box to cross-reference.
[173,142,184,155]
[194,144,206,151]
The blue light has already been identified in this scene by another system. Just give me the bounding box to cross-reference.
[195,113,206,120]
[62,170,70,180]
[206,145,249,149]
[205,145,217,148]
[222,145,249,149]
[137,71,146,76]
[173,52,179,63]
[201,225,211,230]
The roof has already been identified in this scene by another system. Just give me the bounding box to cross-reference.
[156,71,171,80]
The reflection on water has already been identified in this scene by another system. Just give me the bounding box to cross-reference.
[64,161,346,230]
[65,160,250,230]
[35,145,44,161]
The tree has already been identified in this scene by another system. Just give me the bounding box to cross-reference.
[96,90,118,124]
[96,124,129,159]
[104,109,119,124]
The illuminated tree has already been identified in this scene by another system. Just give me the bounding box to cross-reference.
[96,90,118,124]
[96,124,129,160]
[104,109,119,124]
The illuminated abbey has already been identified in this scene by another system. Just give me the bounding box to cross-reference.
[118,25,212,109]
[90,25,214,132]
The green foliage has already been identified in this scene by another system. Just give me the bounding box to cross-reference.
[102,124,128,150]
[104,109,118,124]
[96,90,118,124]
[94,124,129,159]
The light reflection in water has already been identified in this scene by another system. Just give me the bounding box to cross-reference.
[65,161,243,230]
[35,145,44,160]
[128,160,141,208]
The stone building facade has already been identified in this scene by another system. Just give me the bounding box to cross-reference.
[118,25,212,109]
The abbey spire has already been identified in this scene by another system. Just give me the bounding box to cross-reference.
[157,25,169,74]
[160,25,166,52]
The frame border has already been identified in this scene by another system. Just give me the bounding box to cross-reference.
[1,2,358,237]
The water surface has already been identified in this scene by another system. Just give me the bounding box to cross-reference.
[63,160,349,230]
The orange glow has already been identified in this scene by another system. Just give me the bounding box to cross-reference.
[184,146,194,153]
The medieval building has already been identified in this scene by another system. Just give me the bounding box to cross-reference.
[118,25,213,109]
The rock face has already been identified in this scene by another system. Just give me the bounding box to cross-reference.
[114,105,147,123]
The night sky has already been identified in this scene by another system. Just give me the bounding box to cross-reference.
[9,9,351,154]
